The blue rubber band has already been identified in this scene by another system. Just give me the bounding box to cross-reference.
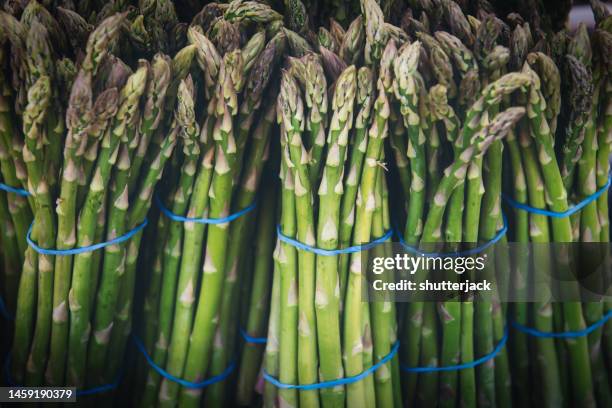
[0,296,13,321]
[511,309,612,339]
[0,182,30,197]
[26,218,148,256]
[133,336,235,389]
[73,375,123,396]
[240,328,267,344]
[277,227,393,256]
[155,193,257,224]
[503,174,611,218]
[395,214,508,258]
[3,353,121,396]
[263,341,399,390]
[401,327,508,373]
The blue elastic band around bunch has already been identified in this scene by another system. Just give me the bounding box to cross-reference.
[512,309,612,339]
[240,328,267,344]
[0,182,30,197]
[26,218,148,256]
[277,227,393,256]
[396,214,508,258]
[3,353,121,396]
[264,341,399,390]
[503,174,612,218]
[155,193,257,224]
[401,326,508,373]
[133,336,235,388]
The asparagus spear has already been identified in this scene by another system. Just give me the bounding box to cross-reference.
[139,76,200,406]
[289,54,328,188]
[66,65,148,386]
[157,86,217,408]
[429,84,462,408]
[11,75,51,385]
[21,20,58,387]
[205,91,276,407]
[236,169,278,406]
[277,116,299,408]
[370,166,395,407]
[523,62,596,407]
[392,40,430,404]
[339,66,374,299]
[263,239,282,408]
[105,89,181,386]
[129,53,172,194]
[361,0,389,66]
[43,70,91,388]
[0,46,31,259]
[279,70,320,407]
[343,58,389,408]
[560,55,593,193]
[18,76,55,384]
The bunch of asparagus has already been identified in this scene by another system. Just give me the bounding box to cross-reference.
[259,1,401,406]
[0,0,188,330]
[135,3,285,407]
[504,5,612,408]
[0,0,198,394]
[388,12,526,408]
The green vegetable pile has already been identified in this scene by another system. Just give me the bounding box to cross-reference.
[0,1,610,407]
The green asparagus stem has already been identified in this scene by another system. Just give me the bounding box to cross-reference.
[523,62,596,407]
[46,74,104,386]
[343,61,389,408]
[22,24,57,387]
[263,237,282,408]
[339,66,374,300]
[140,76,201,406]
[205,93,275,407]
[277,128,299,408]
[279,71,319,408]
[236,174,278,405]
[67,65,147,386]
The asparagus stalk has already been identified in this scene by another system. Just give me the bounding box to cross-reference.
[263,240,282,408]
[67,65,148,386]
[22,24,57,387]
[12,75,51,385]
[0,46,31,259]
[343,59,389,407]
[339,66,374,300]
[369,167,394,407]
[289,54,328,188]
[277,123,299,408]
[46,81,118,386]
[430,84,462,408]
[139,78,202,405]
[523,62,596,407]
[23,75,55,384]
[157,115,215,406]
[279,70,319,408]
[205,91,275,407]
[236,170,278,406]
[394,41,428,403]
